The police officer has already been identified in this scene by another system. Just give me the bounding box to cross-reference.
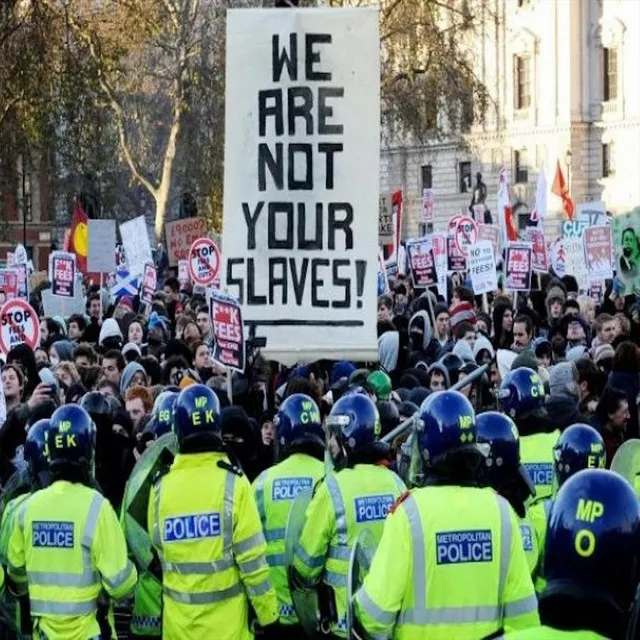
[7,405,137,639]
[506,469,640,639]
[0,419,51,562]
[293,393,405,637]
[127,390,180,638]
[253,394,325,638]
[355,390,539,638]
[528,423,605,592]
[0,419,51,634]
[147,384,278,639]
[476,411,539,574]
[498,367,558,500]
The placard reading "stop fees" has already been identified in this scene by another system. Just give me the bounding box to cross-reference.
[0,299,40,354]
[188,238,221,286]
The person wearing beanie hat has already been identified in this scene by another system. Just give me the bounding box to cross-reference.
[545,361,590,432]
[99,318,124,351]
[593,343,615,374]
[511,350,538,372]
[367,370,392,401]
[116,295,134,312]
[565,345,589,362]
[122,342,142,363]
[331,361,356,386]
[449,300,476,334]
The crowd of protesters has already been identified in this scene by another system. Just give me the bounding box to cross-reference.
[375,271,640,467]
[0,259,638,508]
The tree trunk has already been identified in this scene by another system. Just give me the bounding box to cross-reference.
[154,105,181,242]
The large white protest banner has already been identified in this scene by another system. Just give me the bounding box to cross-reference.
[120,216,153,278]
[222,8,379,363]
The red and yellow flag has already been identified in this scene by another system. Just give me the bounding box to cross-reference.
[68,200,88,272]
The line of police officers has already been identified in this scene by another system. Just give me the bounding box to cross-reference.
[0,366,638,639]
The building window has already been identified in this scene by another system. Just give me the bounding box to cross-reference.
[421,165,433,190]
[514,55,531,110]
[602,143,615,177]
[459,161,472,193]
[603,47,618,102]
[514,149,529,184]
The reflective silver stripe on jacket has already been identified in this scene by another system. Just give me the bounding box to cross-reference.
[153,477,163,550]
[397,492,514,626]
[246,578,273,597]
[497,495,512,610]
[356,587,397,626]
[30,599,97,615]
[223,471,236,555]
[266,553,287,567]
[294,544,324,570]
[327,545,351,561]
[103,559,136,592]
[324,474,348,546]
[504,594,539,617]
[238,555,268,575]
[324,570,347,588]
[27,493,103,590]
[234,531,265,556]
[163,582,243,605]
[254,470,268,526]
[264,528,286,543]
[162,557,235,574]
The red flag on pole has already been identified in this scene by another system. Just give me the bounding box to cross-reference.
[497,168,518,243]
[551,160,575,221]
[68,200,88,272]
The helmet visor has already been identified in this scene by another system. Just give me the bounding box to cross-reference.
[325,415,349,470]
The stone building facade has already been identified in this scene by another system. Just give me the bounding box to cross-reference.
[381,0,640,240]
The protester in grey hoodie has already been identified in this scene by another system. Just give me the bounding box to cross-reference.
[378,331,400,374]
[426,362,451,392]
[49,339,74,365]
[119,361,149,397]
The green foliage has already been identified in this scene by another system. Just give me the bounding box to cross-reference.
[1,0,493,233]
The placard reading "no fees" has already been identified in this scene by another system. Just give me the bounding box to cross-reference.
[222,8,380,363]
